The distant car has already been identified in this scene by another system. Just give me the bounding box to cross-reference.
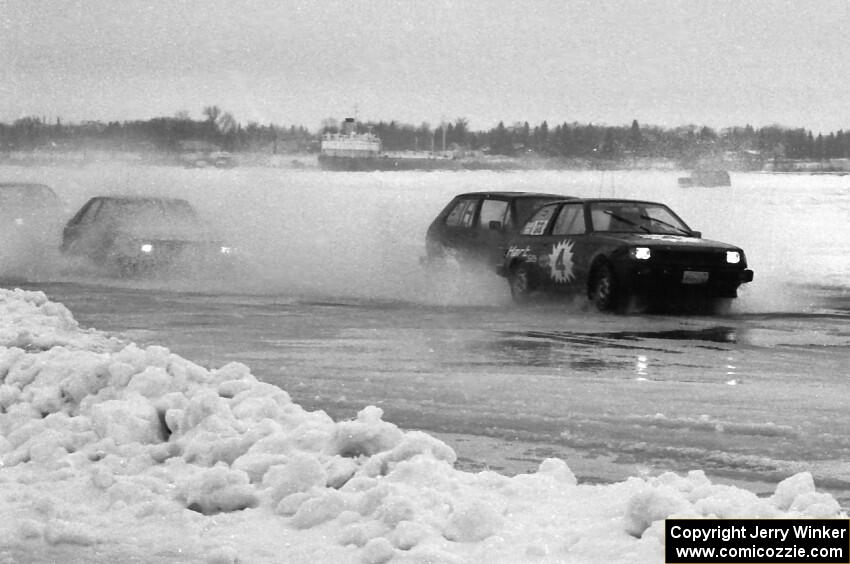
[180,150,237,169]
[424,191,572,268]
[678,170,731,187]
[0,182,65,247]
[499,198,753,312]
[61,196,235,276]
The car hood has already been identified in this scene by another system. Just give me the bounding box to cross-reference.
[596,233,742,251]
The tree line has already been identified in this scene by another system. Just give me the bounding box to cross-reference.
[2,108,850,166]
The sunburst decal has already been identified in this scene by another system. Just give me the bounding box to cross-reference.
[548,239,575,283]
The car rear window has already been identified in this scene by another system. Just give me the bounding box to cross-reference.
[445,198,479,228]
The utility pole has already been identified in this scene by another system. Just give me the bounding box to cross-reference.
[441,116,447,154]
[442,123,447,154]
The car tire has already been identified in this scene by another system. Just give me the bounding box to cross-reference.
[590,263,620,312]
[508,265,532,303]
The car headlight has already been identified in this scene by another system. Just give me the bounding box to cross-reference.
[220,246,233,255]
[140,243,154,253]
[726,251,741,264]
[630,247,651,260]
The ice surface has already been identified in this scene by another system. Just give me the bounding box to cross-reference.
[0,287,843,563]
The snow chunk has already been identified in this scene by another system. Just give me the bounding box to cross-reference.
[773,473,841,516]
[127,366,173,399]
[44,519,99,546]
[389,520,433,550]
[0,289,118,352]
[624,485,691,538]
[179,464,259,514]
[361,537,395,563]
[263,453,328,503]
[443,499,505,542]
[89,393,163,445]
[362,431,457,477]
[537,457,577,485]
[772,472,816,511]
[330,406,404,458]
[290,490,346,529]
[232,451,290,484]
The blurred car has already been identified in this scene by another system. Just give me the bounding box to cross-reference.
[61,196,236,276]
[424,191,572,269]
[499,198,753,312]
[0,182,65,242]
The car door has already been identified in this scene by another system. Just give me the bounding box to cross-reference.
[514,202,559,290]
[439,196,481,259]
[541,202,592,295]
[469,197,510,266]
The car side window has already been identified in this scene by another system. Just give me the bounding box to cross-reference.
[590,208,610,231]
[478,199,508,230]
[520,205,556,236]
[445,198,479,228]
[77,200,103,225]
[552,204,586,235]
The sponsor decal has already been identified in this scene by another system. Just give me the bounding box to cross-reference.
[506,245,531,259]
[548,240,575,283]
[529,220,548,236]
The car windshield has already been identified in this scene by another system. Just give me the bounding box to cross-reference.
[105,199,202,229]
[589,202,690,235]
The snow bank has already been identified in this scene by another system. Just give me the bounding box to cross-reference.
[0,288,843,563]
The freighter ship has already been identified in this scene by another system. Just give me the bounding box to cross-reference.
[318,118,460,171]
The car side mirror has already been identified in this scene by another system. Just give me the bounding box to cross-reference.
[690,230,702,238]
[488,220,502,230]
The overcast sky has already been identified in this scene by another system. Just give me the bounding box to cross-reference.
[2,0,848,132]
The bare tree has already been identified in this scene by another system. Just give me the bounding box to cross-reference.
[203,106,222,126]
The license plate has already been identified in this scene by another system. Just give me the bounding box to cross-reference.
[682,270,709,284]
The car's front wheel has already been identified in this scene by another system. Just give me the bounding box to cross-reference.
[508,265,532,303]
[590,263,620,311]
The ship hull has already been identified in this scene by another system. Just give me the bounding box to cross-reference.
[318,154,462,171]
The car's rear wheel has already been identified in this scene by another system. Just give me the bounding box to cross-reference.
[590,263,619,311]
[508,265,532,303]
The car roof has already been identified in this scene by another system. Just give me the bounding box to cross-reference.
[454,191,573,199]
[91,195,191,204]
[0,182,52,187]
[536,197,668,207]
[0,182,57,192]
[0,182,60,201]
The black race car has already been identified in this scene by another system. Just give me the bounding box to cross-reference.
[499,198,753,312]
[61,196,235,276]
[424,191,572,268]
